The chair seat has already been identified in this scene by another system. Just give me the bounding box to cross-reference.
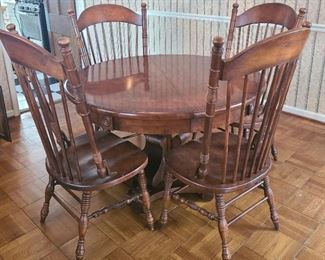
[166,132,272,193]
[230,107,265,129]
[47,131,148,191]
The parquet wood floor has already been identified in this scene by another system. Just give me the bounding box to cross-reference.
[0,109,324,260]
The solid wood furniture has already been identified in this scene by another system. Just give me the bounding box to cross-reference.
[76,54,262,192]
[68,3,147,68]
[80,54,261,134]
[159,27,310,260]
[226,3,307,160]
[1,96,324,259]
[0,27,154,259]
[69,3,150,169]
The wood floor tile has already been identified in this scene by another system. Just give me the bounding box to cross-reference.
[232,246,265,260]
[0,158,24,173]
[288,152,325,173]
[0,168,38,193]
[0,210,35,248]
[303,175,325,200]
[160,206,207,242]
[40,249,69,260]
[167,246,205,260]
[271,161,314,188]
[305,224,325,256]
[103,248,134,260]
[269,177,297,205]
[24,198,77,247]
[122,230,179,259]
[316,166,325,178]
[244,230,302,259]
[7,179,45,208]
[60,226,118,260]
[0,228,55,260]
[296,246,324,260]
[284,189,324,220]
[26,161,48,179]
[180,223,243,259]
[93,206,147,246]
[0,195,19,220]
[271,206,319,243]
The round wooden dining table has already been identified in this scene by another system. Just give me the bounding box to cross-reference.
[81,54,259,192]
[82,55,260,135]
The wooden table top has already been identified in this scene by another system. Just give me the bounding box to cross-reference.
[81,55,259,134]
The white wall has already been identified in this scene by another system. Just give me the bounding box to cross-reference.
[0,4,19,117]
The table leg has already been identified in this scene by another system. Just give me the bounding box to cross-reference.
[129,133,213,214]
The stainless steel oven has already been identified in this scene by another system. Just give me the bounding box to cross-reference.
[16,0,50,51]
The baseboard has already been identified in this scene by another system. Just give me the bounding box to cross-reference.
[283,105,325,123]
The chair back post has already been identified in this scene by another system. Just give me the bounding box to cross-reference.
[197,37,224,178]
[58,37,109,178]
[225,3,239,59]
[141,2,148,56]
[6,23,18,34]
[296,8,307,27]
[68,9,90,68]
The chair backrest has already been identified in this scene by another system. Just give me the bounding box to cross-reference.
[197,27,310,185]
[69,3,147,68]
[225,3,306,59]
[0,28,111,182]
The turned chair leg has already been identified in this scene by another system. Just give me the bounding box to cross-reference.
[271,143,278,161]
[40,177,55,223]
[138,170,155,231]
[263,176,279,230]
[76,191,91,260]
[159,170,173,225]
[215,194,231,260]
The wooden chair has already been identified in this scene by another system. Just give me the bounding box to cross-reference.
[226,3,307,160]
[69,2,150,153]
[68,3,148,68]
[160,27,310,260]
[69,3,188,191]
[0,27,154,259]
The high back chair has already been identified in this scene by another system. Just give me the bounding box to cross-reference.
[0,27,154,260]
[69,3,148,68]
[225,3,307,160]
[69,3,150,152]
[226,3,306,58]
[160,27,310,260]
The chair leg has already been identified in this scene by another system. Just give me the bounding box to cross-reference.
[40,177,55,223]
[76,191,91,260]
[263,176,279,230]
[271,143,278,161]
[159,170,173,225]
[138,170,155,231]
[215,194,231,260]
